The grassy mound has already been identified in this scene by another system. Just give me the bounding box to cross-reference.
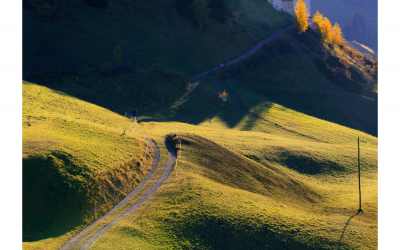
[167,133,322,203]
[22,82,154,246]
[90,131,377,249]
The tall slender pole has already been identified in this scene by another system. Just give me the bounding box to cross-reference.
[358,137,362,212]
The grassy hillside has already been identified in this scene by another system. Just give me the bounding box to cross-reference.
[82,63,377,248]
[23,0,291,117]
[22,82,155,248]
[22,1,378,249]
[222,27,377,136]
[89,130,377,249]
[23,0,290,78]
[89,73,378,249]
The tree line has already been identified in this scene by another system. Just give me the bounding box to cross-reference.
[293,0,344,46]
[293,0,377,83]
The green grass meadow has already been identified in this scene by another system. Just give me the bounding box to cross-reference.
[23,82,155,249]
[22,0,377,249]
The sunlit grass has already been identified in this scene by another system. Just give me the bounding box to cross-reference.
[22,82,154,249]
[352,40,375,54]
[91,130,376,249]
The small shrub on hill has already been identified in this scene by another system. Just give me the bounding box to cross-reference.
[339,57,350,69]
[219,90,228,98]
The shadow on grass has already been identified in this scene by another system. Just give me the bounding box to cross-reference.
[279,152,347,175]
[165,210,352,250]
[139,77,273,131]
[23,152,88,242]
[339,210,362,247]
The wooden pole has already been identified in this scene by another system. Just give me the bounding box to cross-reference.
[358,137,362,212]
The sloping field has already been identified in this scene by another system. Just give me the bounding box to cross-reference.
[223,28,377,136]
[23,82,154,249]
[23,0,290,79]
[89,130,377,249]
[87,75,377,249]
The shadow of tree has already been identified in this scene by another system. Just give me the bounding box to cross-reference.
[339,210,362,246]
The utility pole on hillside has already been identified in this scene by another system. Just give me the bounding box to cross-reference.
[358,137,363,212]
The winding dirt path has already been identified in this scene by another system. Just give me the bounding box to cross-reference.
[200,22,294,78]
[61,22,293,249]
[171,22,293,109]
[61,138,176,250]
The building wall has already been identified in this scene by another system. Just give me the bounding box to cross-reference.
[271,0,311,16]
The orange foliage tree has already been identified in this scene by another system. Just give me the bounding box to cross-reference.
[312,10,324,35]
[219,90,228,98]
[293,0,309,33]
[320,17,332,42]
[331,22,345,45]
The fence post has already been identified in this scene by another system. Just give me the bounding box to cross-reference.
[358,137,362,212]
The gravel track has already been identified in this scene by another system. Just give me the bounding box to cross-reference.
[60,138,172,250]
[78,139,175,249]
[60,23,293,249]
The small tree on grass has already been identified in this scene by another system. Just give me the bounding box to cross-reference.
[191,0,211,31]
[293,0,309,33]
[219,91,228,98]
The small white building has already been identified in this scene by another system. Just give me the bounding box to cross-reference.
[269,0,311,16]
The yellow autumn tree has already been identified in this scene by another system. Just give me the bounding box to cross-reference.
[312,10,324,36]
[293,0,310,33]
[320,17,332,42]
[331,22,345,45]
[219,90,228,98]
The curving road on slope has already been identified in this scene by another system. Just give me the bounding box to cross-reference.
[61,138,176,250]
[172,22,294,108]
[61,22,294,249]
